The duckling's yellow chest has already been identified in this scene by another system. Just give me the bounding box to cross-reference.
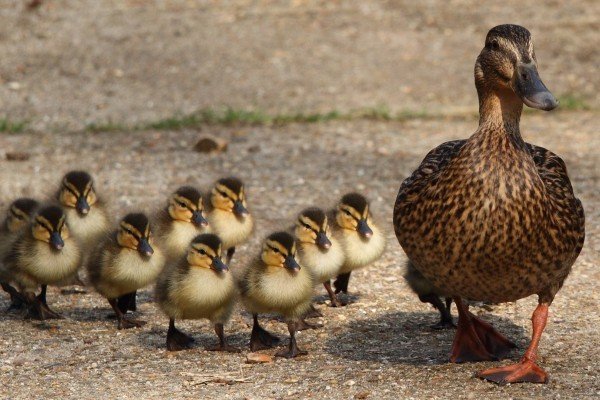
[162,221,210,259]
[298,239,345,283]
[208,210,253,249]
[337,225,386,274]
[175,268,236,320]
[64,207,109,247]
[247,267,313,317]
[19,239,81,287]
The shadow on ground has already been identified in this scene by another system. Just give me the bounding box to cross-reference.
[324,311,528,366]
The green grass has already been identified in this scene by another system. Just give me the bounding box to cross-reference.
[558,94,591,111]
[0,118,28,133]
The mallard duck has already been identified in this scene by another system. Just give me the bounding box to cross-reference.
[57,170,110,286]
[404,260,454,329]
[3,205,81,319]
[332,193,385,297]
[207,177,253,263]
[294,207,345,307]
[156,233,237,352]
[239,231,314,358]
[0,198,39,308]
[393,24,585,384]
[87,213,165,329]
[155,186,210,262]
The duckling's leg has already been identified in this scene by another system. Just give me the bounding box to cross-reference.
[275,321,308,358]
[450,297,516,363]
[323,281,346,307]
[2,282,26,311]
[23,291,62,320]
[333,272,351,294]
[117,291,137,314]
[207,323,240,352]
[166,318,195,351]
[226,247,236,264]
[108,298,146,330]
[418,294,456,330]
[477,303,549,384]
[36,284,48,307]
[250,314,281,351]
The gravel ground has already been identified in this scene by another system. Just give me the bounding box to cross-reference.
[0,111,598,399]
[0,0,598,130]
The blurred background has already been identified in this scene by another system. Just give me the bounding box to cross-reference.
[0,0,597,131]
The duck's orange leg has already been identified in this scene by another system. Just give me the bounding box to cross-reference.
[450,297,516,363]
[478,303,549,384]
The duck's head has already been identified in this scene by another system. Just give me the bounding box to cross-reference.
[335,193,373,239]
[117,213,154,258]
[295,207,332,250]
[187,233,228,273]
[210,177,249,219]
[58,171,98,216]
[32,205,69,251]
[5,198,39,233]
[168,186,208,228]
[261,232,300,272]
[475,24,558,111]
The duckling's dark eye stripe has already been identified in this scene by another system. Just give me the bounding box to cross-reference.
[63,185,79,197]
[269,246,282,254]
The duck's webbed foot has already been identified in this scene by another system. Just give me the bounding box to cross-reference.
[324,281,346,307]
[207,323,240,353]
[166,319,194,351]
[2,282,26,311]
[296,318,322,331]
[304,304,323,318]
[450,297,515,363]
[275,321,307,359]
[24,292,62,320]
[108,298,144,330]
[419,294,455,330]
[250,314,281,351]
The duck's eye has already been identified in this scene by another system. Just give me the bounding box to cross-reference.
[489,39,500,50]
[198,249,206,255]
[218,190,228,198]
[343,209,352,216]
[302,223,311,230]
[177,201,186,208]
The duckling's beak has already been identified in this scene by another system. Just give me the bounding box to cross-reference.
[49,232,64,250]
[284,255,300,272]
[357,219,373,239]
[233,201,249,218]
[191,210,209,228]
[513,63,558,111]
[316,231,332,250]
[211,257,228,273]
[137,237,154,257]
[75,197,90,215]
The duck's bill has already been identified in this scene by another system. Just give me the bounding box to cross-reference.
[284,256,300,271]
[192,211,209,228]
[137,238,154,257]
[211,257,229,272]
[76,197,90,215]
[357,220,373,238]
[50,232,64,250]
[514,64,558,111]
[233,201,249,217]
[316,232,332,250]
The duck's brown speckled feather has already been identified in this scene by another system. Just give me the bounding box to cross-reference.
[394,134,584,304]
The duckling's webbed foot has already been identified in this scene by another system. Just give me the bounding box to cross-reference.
[304,304,323,318]
[418,294,456,330]
[207,323,240,353]
[2,282,26,311]
[275,321,308,359]
[323,281,346,307]
[166,319,194,351]
[250,314,281,351]
[109,298,145,330]
[24,292,62,320]
[450,298,516,363]
[296,319,322,331]
[333,272,351,294]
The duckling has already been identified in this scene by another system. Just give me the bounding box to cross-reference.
[56,170,110,286]
[404,260,454,329]
[332,193,386,297]
[87,213,165,329]
[207,177,253,263]
[294,207,345,307]
[393,25,584,384]
[239,231,314,358]
[156,233,238,352]
[0,198,39,307]
[3,205,81,319]
[155,186,209,262]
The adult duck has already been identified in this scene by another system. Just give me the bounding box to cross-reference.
[393,24,585,384]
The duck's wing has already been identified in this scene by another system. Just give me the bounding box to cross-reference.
[395,140,466,205]
[527,144,585,257]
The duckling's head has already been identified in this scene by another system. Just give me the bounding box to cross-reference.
[58,171,98,216]
[31,205,69,251]
[261,232,300,272]
[210,177,249,219]
[335,193,373,239]
[475,24,558,111]
[168,186,208,228]
[5,198,39,233]
[186,233,228,273]
[295,207,332,250]
[117,213,154,258]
